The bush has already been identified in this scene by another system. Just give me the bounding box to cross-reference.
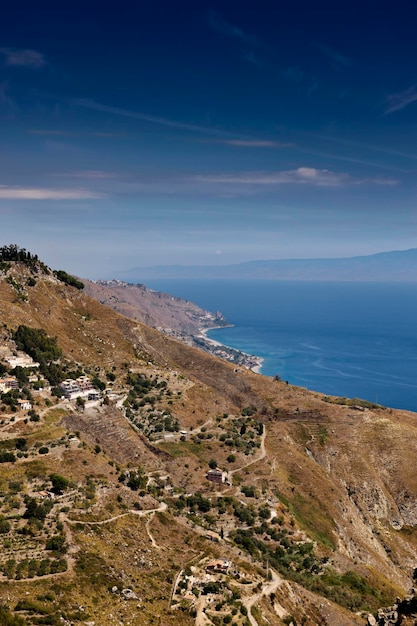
[50,473,69,494]
[0,516,11,534]
[0,603,27,625]
[45,534,67,554]
[53,270,84,290]
[0,452,16,463]
[241,486,256,498]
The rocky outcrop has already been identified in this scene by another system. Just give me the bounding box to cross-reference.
[368,588,417,625]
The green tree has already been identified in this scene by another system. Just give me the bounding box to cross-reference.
[50,473,69,494]
[0,516,11,534]
[53,270,84,290]
[0,604,27,625]
[76,396,85,411]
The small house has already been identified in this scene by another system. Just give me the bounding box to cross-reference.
[17,399,32,411]
[207,468,224,484]
[206,559,231,574]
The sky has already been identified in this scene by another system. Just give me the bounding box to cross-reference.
[1,0,417,278]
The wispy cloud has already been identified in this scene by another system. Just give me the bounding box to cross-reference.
[318,44,353,67]
[208,10,264,66]
[0,47,46,68]
[208,10,257,45]
[281,67,304,82]
[30,129,74,136]
[73,98,236,137]
[215,139,293,148]
[55,170,119,179]
[307,131,417,162]
[90,131,127,138]
[0,81,14,113]
[238,49,262,67]
[0,186,104,200]
[385,85,417,114]
[194,167,397,187]
[29,129,126,138]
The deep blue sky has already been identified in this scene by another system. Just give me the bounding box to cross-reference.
[1,0,417,277]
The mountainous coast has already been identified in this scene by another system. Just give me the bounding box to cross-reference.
[121,248,417,281]
[1,246,417,625]
[83,278,262,371]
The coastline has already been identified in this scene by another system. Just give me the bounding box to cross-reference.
[198,326,264,374]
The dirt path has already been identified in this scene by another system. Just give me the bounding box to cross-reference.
[242,566,285,626]
[145,512,161,549]
[229,425,267,478]
[66,501,167,526]
[0,400,69,437]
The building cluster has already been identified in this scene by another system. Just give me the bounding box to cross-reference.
[205,558,232,574]
[4,354,39,369]
[0,377,19,393]
[59,376,100,401]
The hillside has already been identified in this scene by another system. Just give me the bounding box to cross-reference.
[121,248,417,281]
[82,279,227,335]
[82,278,262,370]
[0,249,417,625]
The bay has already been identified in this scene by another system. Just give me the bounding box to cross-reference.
[142,279,417,412]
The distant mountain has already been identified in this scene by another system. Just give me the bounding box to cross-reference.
[120,248,417,281]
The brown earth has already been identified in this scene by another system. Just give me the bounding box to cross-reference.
[0,261,417,625]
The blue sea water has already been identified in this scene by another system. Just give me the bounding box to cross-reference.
[142,280,417,412]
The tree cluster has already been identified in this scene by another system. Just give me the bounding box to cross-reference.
[12,325,65,385]
[0,244,49,273]
[53,270,84,290]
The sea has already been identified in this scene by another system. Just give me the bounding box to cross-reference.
[141,280,417,413]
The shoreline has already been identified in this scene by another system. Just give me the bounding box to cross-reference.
[198,326,264,374]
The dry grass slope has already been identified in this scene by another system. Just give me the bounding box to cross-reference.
[0,261,416,625]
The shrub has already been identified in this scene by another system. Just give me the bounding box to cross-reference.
[0,603,27,625]
[50,474,69,494]
[0,516,11,534]
[45,534,67,554]
[0,452,16,463]
[53,270,84,290]
[241,485,256,498]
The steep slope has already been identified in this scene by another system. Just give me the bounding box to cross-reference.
[82,278,227,335]
[0,254,416,625]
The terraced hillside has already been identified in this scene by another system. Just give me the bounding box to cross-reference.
[0,251,416,625]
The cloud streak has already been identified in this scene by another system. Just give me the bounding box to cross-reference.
[0,186,104,200]
[215,139,292,148]
[194,167,397,187]
[208,10,257,45]
[307,132,417,162]
[318,44,353,67]
[30,129,127,138]
[385,86,417,114]
[0,47,46,68]
[54,170,119,179]
[208,10,264,66]
[73,98,236,137]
